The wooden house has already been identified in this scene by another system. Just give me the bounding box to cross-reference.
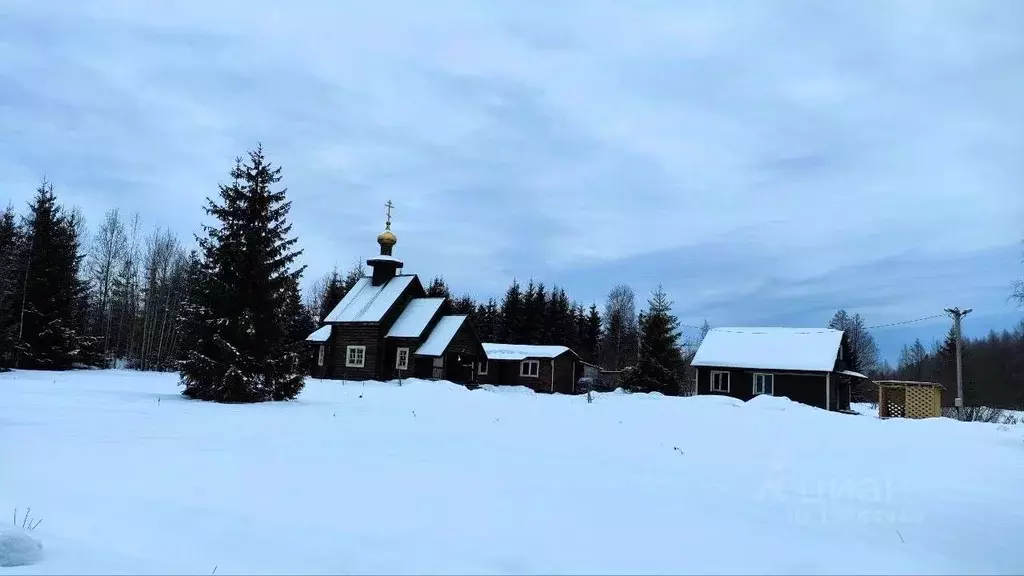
[690,327,867,411]
[305,205,485,383]
[476,343,584,394]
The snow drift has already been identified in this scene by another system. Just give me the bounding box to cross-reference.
[0,528,43,568]
[1,369,1023,575]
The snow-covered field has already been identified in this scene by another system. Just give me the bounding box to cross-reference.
[2,370,1023,575]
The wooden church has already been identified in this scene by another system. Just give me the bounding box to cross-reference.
[306,203,486,383]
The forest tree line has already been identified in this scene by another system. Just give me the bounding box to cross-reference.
[2,146,1022,406]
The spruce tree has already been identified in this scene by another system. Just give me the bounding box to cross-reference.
[426,276,451,299]
[625,285,684,395]
[581,303,602,365]
[0,205,22,368]
[318,269,344,322]
[500,279,524,343]
[450,293,476,316]
[179,146,308,403]
[15,181,95,369]
[483,298,502,343]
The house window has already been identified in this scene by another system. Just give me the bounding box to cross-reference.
[520,360,539,378]
[432,356,444,379]
[346,345,366,368]
[478,360,489,375]
[317,345,325,367]
[753,373,774,395]
[710,370,730,392]
[395,347,409,370]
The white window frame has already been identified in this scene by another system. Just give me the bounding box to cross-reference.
[395,347,409,370]
[478,359,489,375]
[710,370,730,393]
[345,345,366,368]
[317,345,325,367]
[753,372,774,395]
[520,360,540,378]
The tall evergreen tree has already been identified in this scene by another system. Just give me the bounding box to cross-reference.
[500,278,524,343]
[318,268,344,322]
[480,297,502,343]
[179,146,308,403]
[15,181,95,369]
[450,293,477,316]
[0,205,22,368]
[426,276,451,299]
[625,285,684,395]
[579,303,602,365]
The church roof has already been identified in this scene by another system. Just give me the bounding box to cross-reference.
[305,324,332,342]
[690,327,843,372]
[323,275,416,323]
[482,343,576,361]
[415,315,467,357]
[387,298,445,338]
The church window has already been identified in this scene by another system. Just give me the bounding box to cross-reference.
[346,345,366,368]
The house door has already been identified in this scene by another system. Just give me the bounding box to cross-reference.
[445,352,476,384]
[431,356,445,379]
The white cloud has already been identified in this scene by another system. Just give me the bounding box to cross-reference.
[1,0,1021,328]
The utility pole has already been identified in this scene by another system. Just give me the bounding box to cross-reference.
[944,307,972,415]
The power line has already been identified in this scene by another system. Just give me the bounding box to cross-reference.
[867,314,946,330]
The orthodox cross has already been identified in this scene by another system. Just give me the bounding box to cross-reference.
[385,200,395,228]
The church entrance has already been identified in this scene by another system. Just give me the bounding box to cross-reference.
[444,352,477,384]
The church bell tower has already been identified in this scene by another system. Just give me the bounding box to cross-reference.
[367,200,403,286]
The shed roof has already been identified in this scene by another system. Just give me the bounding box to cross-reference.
[482,343,576,361]
[305,324,332,343]
[875,380,946,389]
[691,327,843,372]
[840,370,869,379]
[323,275,416,323]
[415,315,467,357]
[387,298,445,338]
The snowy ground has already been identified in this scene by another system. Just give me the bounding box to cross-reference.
[2,370,1023,575]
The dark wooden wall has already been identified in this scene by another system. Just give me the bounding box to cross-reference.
[310,342,331,379]
[382,336,421,381]
[480,352,581,394]
[319,275,425,382]
[696,366,828,409]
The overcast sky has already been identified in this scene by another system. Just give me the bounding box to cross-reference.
[2,0,1022,361]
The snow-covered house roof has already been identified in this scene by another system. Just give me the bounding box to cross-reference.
[305,324,332,343]
[387,298,445,338]
[323,275,416,323]
[690,327,843,372]
[415,315,467,357]
[482,343,576,361]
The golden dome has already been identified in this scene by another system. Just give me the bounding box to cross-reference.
[377,228,397,247]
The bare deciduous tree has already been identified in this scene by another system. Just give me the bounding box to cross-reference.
[89,209,127,356]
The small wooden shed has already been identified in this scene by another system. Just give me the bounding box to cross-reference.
[875,380,944,419]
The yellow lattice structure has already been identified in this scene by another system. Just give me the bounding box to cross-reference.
[876,380,943,419]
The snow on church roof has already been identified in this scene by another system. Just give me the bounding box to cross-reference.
[387,298,445,338]
[305,324,332,342]
[323,275,416,323]
[415,315,467,357]
[691,327,843,372]
[482,343,575,361]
